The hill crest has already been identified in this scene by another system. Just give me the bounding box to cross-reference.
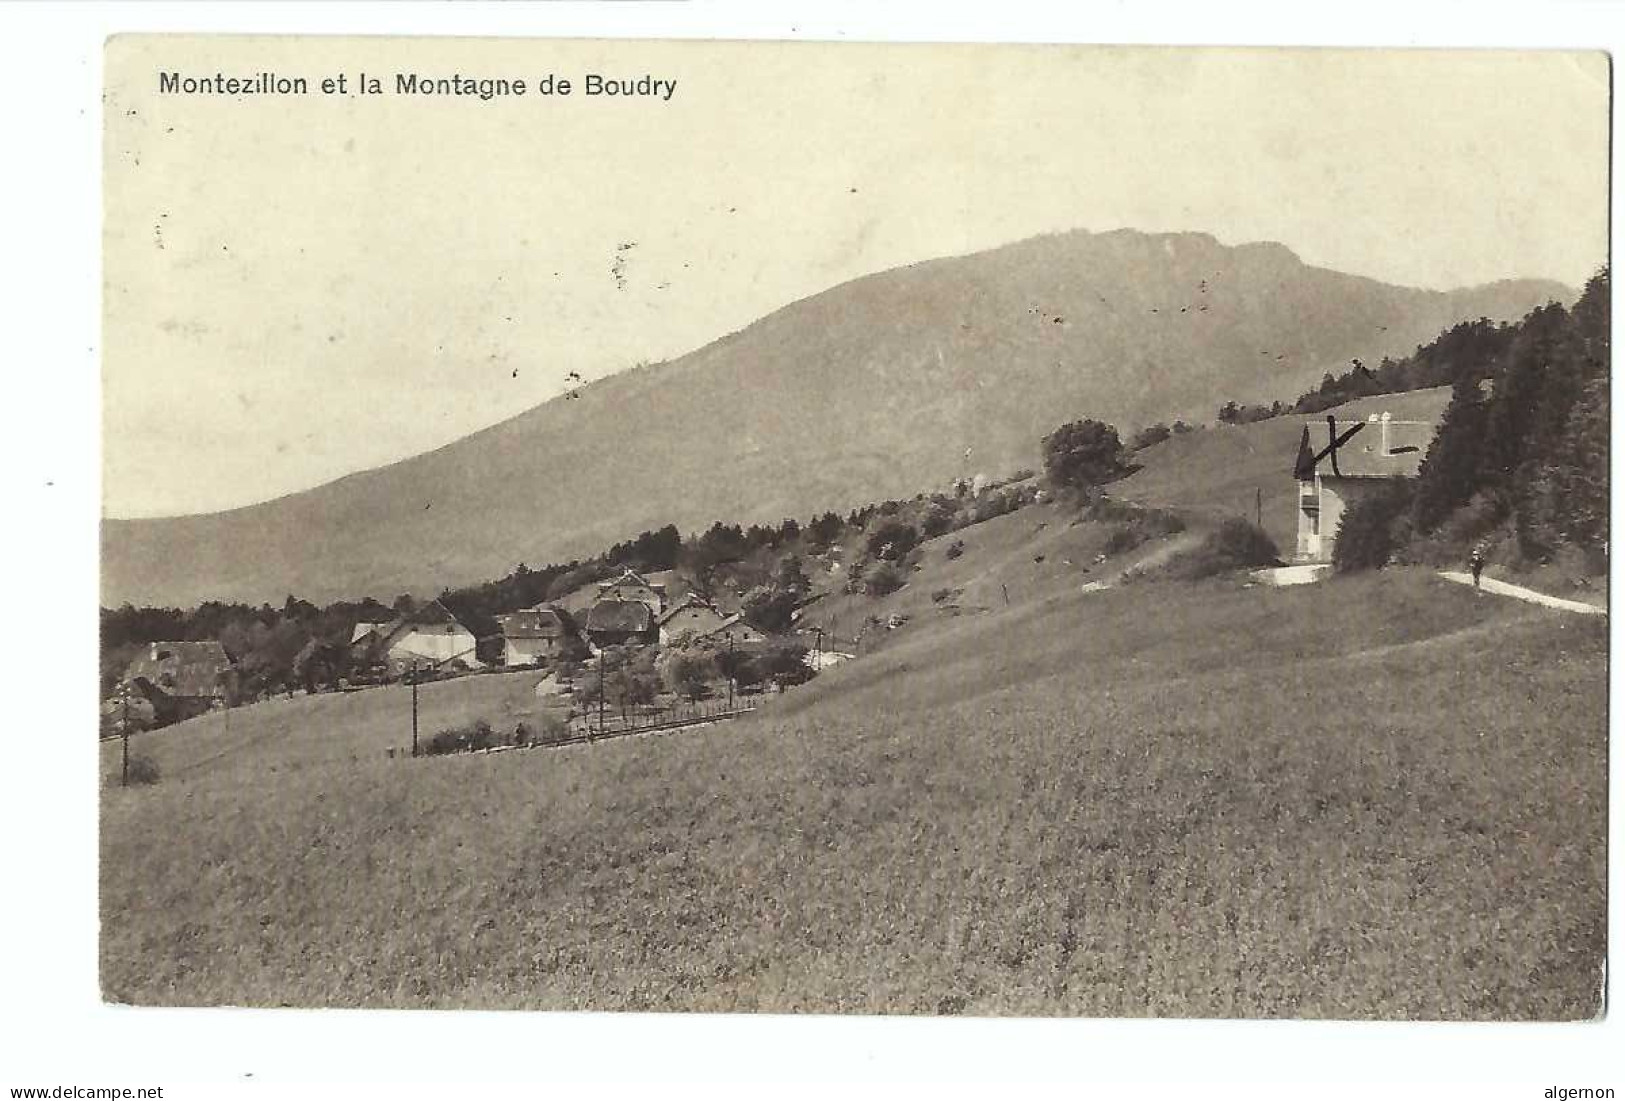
[102,228,1570,606]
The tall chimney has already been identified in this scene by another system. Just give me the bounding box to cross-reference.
[1381,411,1392,454]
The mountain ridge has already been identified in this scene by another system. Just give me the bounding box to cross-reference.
[102,228,1571,606]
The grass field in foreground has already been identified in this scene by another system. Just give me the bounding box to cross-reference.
[100,569,1605,1017]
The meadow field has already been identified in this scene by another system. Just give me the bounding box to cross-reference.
[100,563,1606,1018]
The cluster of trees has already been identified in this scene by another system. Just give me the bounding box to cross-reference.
[1217,400,1286,425]
[101,469,1040,702]
[1336,269,1609,572]
[1212,316,1529,429]
[100,593,401,700]
[578,638,814,720]
[1128,421,1195,451]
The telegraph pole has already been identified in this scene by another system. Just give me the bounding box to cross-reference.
[120,692,130,788]
[597,647,605,737]
[727,634,735,710]
[410,662,420,758]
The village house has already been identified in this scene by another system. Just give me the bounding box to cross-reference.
[655,593,729,645]
[1294,410,1437,563]
[583,599,658,649]
[701,613,768,649]
[594,568,667,616]
[349,600,479,673]
[494,604,577,667]
[119,640,236,724]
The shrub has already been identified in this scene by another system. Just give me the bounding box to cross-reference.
[757,641,815,690]
[865,561,906,597]
[512,721,533,747]
[866,518,919,561]
[536,712,572,744]
[117,753,161,787]
[931,587,954,604]
[1041,419,1127,493]
[1333,481,1415,573]
[424,719,497,756]
[1168,519,1280,579]
[1103,524,1148,556]
[944,540,966,561]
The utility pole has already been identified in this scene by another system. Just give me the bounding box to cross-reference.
[410,662,420,758]
[727,634,735,711]
[813,626,824,672]
[597,647,605,738]
[1256,487,1263,529]
[120,691,130,788]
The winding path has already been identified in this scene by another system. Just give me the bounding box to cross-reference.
[1437,570,1606,615]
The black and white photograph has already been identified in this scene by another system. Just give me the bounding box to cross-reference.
[94,35,1609,1020]
[3,8,1620,1097]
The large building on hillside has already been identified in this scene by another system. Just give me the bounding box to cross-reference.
[119,640,236,723]
[655,594,729,645]
[1294,411,1438,563]
[350,600,479,672]
[494,604,578,667]
[594,569,667,616]
[583,599,657,649]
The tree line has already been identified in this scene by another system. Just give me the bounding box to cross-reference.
[1335,268,1608,572]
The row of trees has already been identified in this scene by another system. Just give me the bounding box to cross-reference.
[1336,269,1609,571]
[1207,315,1530,429]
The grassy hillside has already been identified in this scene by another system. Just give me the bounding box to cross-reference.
[1117,387,1453,553]
[101,229,1565,607]
[101,559,1604,1017]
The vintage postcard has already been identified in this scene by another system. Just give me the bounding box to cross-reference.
[99,35,1608,1018]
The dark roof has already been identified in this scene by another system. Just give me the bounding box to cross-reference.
[585,600,654,634]
[703,614,763,640]
[122,641,233,699]
[655,593,722,627]
[403,599,466,628]
[597,568,666,595]
[351,619,397,645]
[496,605,571,640]
[1298,415,1437,480]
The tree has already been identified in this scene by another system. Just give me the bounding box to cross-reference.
[1130,423,1172,451]
[756,641,814,691]
[741,584,798,634]
[865,518,918,562]
[773,554,811,597]
[661,646,716,702]
[864,561,906,596]
[1041,419,1126,494]
[1333,481,1415,573]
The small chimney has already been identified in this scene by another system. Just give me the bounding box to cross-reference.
[150,642,157,661]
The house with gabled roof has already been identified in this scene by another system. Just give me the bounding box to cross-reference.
[1294,410,1438,563]
[494,604,578,667]
[594,568,667,616]
[349,600,479,672]
[120,640,236,723]
[583,599,657,649]
[699,613,767,649]
[655,593,729,645]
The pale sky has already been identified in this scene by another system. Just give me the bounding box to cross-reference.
[103,38,1608,518]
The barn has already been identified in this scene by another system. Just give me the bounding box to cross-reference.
[584,599,657,649]
[594,568,668,616]
[655,594,729,645]
[119,640,236,724]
